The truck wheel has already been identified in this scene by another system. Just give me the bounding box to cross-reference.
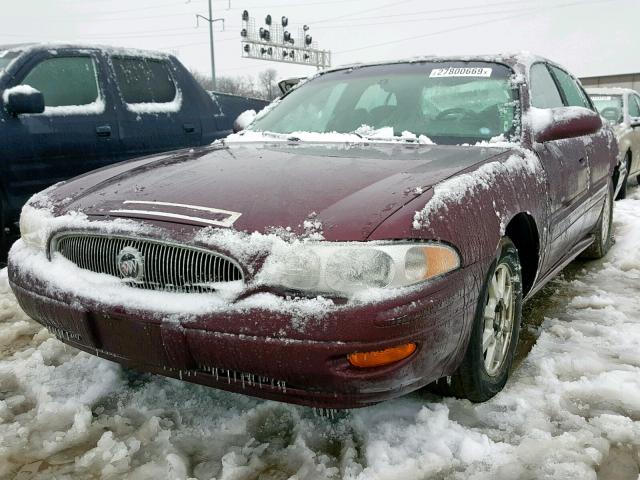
[440,238,523,402]
[616,153,630,200]
[581,179,614,260]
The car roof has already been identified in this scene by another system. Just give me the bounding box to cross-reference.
[320,52,555,75]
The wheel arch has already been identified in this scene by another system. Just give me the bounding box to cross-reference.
[504,212,540,296]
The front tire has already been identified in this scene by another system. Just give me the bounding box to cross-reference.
[441,238,523,402]
[581,179,614,259]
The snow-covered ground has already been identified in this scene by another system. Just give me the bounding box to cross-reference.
[1,187,640,480]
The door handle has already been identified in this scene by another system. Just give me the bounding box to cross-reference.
[96,125,112,137]
[578,157,586,164]
[183,123,196,134]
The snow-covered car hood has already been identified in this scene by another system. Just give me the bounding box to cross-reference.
[48,142,510,241]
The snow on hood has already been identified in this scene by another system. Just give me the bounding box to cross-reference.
[2,187,640,479]
[225,126,434,145]
[413,148,542,230]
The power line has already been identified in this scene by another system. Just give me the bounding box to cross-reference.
[310,0,419,25]
[315,0,548,24]
[334,0,620,55]
[317,6,542,29]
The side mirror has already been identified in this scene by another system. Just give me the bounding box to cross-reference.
[278,77,304,95]
[233,109,257,133]
[532,107,602,143]
[630,117,640,128]
[2,85,45,116]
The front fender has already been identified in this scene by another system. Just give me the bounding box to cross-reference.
[368,149,548,269]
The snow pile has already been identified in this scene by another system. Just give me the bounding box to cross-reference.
[126,88,183,115]
[233,109,257,130]
[225,124,435,145]
[2,84,39,104]
[413,150,542,229]
[2,191,640,479]
[44,98,106,117]
[10,238,334,321]
[525,106,596,136]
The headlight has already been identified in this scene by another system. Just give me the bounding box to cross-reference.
[261,242,460,296]
[19,204,52,251]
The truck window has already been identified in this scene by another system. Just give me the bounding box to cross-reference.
[112,57,177,104]
[21,56,99,107]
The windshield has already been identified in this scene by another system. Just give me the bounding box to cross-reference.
[250,62,519,144]
[0,50,21,72]
[591,94,623,124]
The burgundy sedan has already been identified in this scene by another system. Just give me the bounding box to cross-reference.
[8,55,617,408]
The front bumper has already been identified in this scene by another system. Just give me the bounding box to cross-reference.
[8,247,482,409]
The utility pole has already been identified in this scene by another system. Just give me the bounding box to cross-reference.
[207,0,216,89]
[196,0,225,90]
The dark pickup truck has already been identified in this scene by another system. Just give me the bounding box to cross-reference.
[0,43,268,255]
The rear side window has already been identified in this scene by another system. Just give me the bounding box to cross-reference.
[529,63,563,109]
[549,66,591,109]
[112,57,176,104]
[21,56,99,107]
[629,95,640,118]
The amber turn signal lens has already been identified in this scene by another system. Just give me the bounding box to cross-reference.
[421,246,460,279]
[348,343,417,368]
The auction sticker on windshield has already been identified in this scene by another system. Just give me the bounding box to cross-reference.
[429,67,493,78]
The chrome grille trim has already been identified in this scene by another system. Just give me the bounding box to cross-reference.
[50,232,244,293]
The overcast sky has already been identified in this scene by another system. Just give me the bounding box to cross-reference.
[2,0,637,83]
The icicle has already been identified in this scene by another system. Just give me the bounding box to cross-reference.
[215,368,219,381]
[241,374,245,389]
[178,370,183,380]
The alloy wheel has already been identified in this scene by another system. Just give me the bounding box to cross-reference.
[482,263,515,376]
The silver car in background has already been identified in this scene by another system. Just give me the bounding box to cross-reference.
[588,87,640,198]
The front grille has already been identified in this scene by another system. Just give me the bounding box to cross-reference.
[51,233,244,293]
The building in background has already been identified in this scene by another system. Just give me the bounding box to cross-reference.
[581,71,640,90]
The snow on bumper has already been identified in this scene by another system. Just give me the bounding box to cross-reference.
[8,241,481,408]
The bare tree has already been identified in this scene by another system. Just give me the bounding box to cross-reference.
[258,68,279,101]
[189,69,272,99]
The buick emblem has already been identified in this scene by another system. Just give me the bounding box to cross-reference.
[117,246,144,280]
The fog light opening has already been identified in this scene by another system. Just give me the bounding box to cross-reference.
[348,343,417,368]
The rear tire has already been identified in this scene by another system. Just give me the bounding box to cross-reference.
[436,238,523,402]
[581,179,614,260]
[616,153,631,200]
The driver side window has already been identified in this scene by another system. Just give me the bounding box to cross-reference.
[21,56,99,109]
[529,63,564,109]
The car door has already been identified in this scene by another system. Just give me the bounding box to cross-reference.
[548,65,610,236]
[2,49,120,209]
[627,93,640,177]
[529,63,592,269]
[109,55,202,159]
